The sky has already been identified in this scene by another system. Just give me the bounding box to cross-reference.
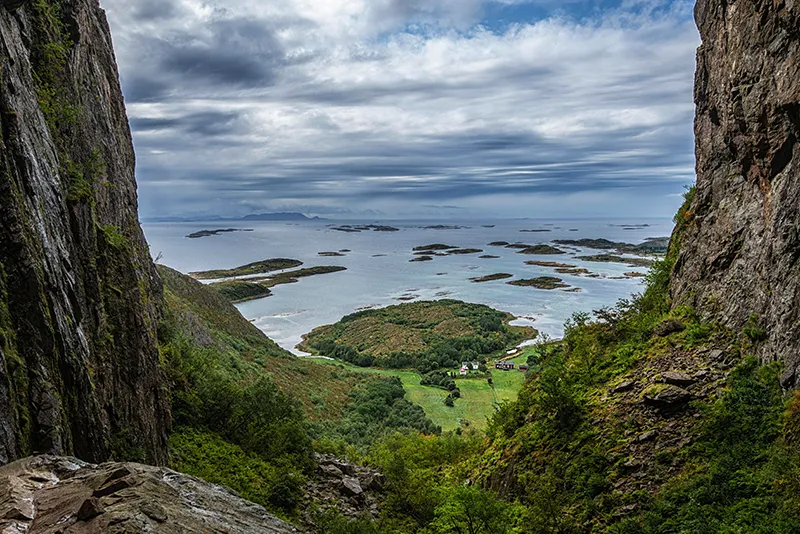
[102,0,700,220]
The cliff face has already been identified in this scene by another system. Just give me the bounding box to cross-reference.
[671,0,800,384]
[0,0,169,464]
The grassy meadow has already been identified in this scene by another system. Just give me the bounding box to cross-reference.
[311,350,532,431]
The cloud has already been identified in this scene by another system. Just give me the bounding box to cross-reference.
[101,0,699,219]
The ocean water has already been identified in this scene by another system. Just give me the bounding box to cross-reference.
[143,218,674,354]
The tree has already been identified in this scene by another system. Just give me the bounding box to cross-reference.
[444,396,454,407]
[428,485,512,534]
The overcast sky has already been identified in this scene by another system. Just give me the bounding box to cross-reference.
[102,0,699,220]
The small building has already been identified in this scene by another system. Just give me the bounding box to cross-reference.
[495,361,515,371]
[506,349,518,356]
[519,364,529,372]
[471,361,480,370]
[460,367,468,376]
[462,361,470,369]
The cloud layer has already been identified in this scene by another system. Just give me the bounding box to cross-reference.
[102,0,699,219]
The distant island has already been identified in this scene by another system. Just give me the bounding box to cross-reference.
[241,212,326,221]
[186,228,254,239]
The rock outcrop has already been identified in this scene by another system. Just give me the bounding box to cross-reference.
[302,454,386,527]
[0,0,169,463]
[0,455,298,533]
[671,0,800,384]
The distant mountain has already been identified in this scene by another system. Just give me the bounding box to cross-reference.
[141,212,326,223]
[241,212,325,221]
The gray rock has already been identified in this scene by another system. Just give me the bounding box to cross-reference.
[340,477,363,497]
[612,381,636,394]
[660,371,695,387]
[644,386,693,410]
[636,430,658,443]
[653,319,685,337]
[319,464,344,478]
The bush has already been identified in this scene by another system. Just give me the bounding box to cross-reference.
[159,317,311,515]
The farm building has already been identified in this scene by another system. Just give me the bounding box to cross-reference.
[495,361,515,371]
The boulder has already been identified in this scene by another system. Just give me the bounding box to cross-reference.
[653,319,685,337]
[644,386,693,410]
[340,477,363,497]
[660,371,695,387]
[612,381,636,394]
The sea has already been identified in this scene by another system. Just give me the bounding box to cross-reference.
[143,218,674,355]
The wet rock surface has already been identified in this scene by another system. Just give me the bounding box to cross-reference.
[0,456,299,533]
[0,0,169,464]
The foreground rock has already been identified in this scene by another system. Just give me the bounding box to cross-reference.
[0,456,298,533]
[303,454,386,527]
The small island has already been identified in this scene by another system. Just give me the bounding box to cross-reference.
[413,244,457,252]
[488,241,509,246]
[576,254,653,268]
[319,251,346,257]
[447,248,483,255]
[211,266,348,303]
[516,245,566,255]
[554,237,669,254]
[524,260,574,268]
[479,255,500,259]
[470,273,514,283]
[410,256,434,262]
[507,276,570,290]
[186,228,254,239]
[191,258,303,279]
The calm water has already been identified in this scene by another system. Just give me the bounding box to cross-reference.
[143,218,673,354]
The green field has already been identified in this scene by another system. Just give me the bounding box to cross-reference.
[311,350,534,432]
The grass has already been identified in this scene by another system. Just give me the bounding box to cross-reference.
[311,350,532,431]
[158,265,364,421]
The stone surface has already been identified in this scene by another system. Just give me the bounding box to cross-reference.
[0,456,299,533]
[0,0,170,463]
[644,386,693,410]
[612,381,636,394]
[341,477,363,497]
[653,318,685,337]
[660,371,695,387]
[671,0,800,385]
[303,454,386,527]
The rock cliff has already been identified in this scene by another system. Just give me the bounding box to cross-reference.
[0,0,169,464]
[671,0,800,384]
